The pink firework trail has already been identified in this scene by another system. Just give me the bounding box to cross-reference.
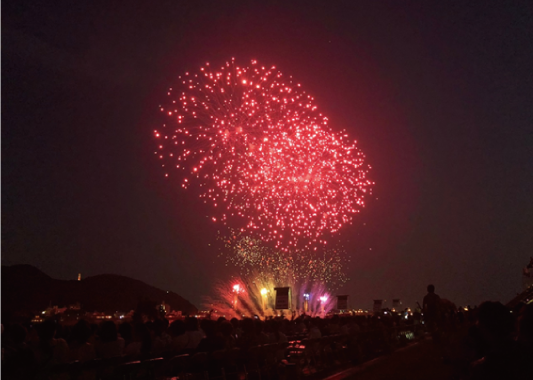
[155,59,372,250]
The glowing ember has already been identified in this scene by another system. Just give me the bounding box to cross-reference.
[205,275,335,319]
[155,58,372,250]
[219,231,349,289]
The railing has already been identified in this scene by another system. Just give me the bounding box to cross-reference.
[285,324,424,379]
[41,324,424,380]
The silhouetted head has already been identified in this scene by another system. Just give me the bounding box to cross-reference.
[169,319,186,337]
[255,319,265,333]
[185,316,199,331]
[271,320,281,333]
[38,320,57,343]
[200,319,218,337]
[518,303,533,343]
[153,319,167,336]
[219,320,233,337]
[133,323,150,342]
[118,322,133,342]
[427,284,435,293]
[145,321,155,337]
[8,324,27,345]
[71,319,92,344]
[477,301,514,340]
[230,318,240,330]
[241,318,255,335]
[99,321,118,343]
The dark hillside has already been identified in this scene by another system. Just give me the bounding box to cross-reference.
[1,265,197,320]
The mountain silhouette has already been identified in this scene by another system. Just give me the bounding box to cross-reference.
[1,264,197,320]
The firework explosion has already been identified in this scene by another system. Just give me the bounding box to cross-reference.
[204,275,336,319]
[219,231,349,289]
[155,58,372,250]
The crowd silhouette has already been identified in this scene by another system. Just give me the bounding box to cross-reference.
[2,291,532,379]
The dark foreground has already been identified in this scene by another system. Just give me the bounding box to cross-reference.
[3,299,532,379]
[324,338,452,380]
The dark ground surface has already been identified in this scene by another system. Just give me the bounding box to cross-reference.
[324,338,454,380]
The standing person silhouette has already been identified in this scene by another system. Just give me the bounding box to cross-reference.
[423,284,441,340]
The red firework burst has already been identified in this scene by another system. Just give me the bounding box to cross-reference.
[154,58,372,250]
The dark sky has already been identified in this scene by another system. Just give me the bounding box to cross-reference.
[3,0,533,309]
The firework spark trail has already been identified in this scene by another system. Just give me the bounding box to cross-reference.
[219,231,349,290]
[204,275,336,319]
[155,58,372,250]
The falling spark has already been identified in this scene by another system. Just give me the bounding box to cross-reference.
[155,58,372,250]
[219,230,349,289]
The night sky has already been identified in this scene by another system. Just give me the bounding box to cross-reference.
[3,0,533,309]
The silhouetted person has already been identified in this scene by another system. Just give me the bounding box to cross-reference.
[422,284,441,335]
[118,321,133,347]
[151,318,171,355]
[124,323,151,357]
[254,320,270,345]
[96,321,124,358]
[168,319,188,352]
[34,320,69,371]
[196,320,225,353]
[3,324,37,379]
[470,301,527,379]
[218,320,236,350]
[517,303,533,349]
[68,319,96,362]
[137,323,153,357]
[308,319,322,339]
[236,318,259,350]
[269,320,288,343]
[230,318,243,338]
[184,317,204,350]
